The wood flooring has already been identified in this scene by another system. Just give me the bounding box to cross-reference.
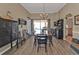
[3,36,77,55]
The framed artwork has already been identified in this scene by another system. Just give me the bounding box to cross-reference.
[65,13,72,19]
[54,21,57,26]
[24,21,27,25]
[74,15,79,25]
[18,18,27,25]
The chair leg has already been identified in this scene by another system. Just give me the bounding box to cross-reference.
[49,42,51,47]
[37,45,40,52]
[50,41,53,46]
[45,44,47,52]
[34,39,36,46]
[49,40,53,47]
[21,40,23,46]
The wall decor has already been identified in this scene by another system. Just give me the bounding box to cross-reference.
[74,15,79,25]
[18,18,27,25]
[65,13,72,19]
[5,11,13,19]
[65,13,73,37]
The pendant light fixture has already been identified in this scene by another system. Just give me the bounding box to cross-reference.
[40,3,48,20]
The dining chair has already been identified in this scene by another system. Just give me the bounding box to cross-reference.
[37,34,48,52]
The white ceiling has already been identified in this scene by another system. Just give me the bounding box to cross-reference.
[21,3,66,13]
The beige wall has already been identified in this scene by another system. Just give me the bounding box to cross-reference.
[50,13,60,28]
[31,13,41,20]
[0,3,31,20]
[59,3,79,19]
[31,13,53,20]
[59,3,79,39]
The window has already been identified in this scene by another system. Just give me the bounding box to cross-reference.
[33,20,48,35]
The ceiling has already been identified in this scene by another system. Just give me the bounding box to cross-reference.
[21,3,66,13]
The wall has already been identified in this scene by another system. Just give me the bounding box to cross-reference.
[0,3,31,19]
[50,13,60,28]
[59,3,79,39]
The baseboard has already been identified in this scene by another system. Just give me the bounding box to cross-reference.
[0,40,16,55]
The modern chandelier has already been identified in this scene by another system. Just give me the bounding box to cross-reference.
[40,3,48,20]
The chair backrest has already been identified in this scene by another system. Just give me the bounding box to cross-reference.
[37,34,48,44]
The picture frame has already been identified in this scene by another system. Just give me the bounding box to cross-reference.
[54,21,57,26]
[18,18,27,25]
[24,21,27,25]
[74,15,79,25]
